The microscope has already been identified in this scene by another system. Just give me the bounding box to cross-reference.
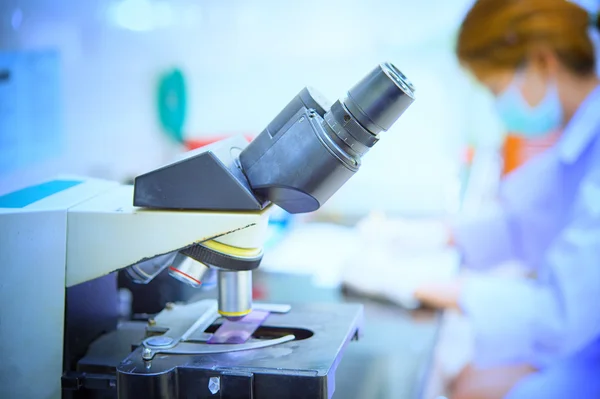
[0,63,414,399]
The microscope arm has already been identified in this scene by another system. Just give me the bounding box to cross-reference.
[65,183,269,287]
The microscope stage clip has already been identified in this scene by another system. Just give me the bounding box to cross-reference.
[142,335,296,360]
[141,299,293,360]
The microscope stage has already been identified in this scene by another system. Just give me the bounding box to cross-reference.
[79,301,363,399]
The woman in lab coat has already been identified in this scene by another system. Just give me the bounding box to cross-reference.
[412,0,600,398]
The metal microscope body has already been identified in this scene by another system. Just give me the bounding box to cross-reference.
[0,62,415,399]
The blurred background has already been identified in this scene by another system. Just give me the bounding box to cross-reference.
[1,1,554,398]
[0,0,508,217]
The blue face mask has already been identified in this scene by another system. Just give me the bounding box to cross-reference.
[494,73,563,138]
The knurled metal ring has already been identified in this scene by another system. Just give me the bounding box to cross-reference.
[331,100,379,148]
[180,244,263,271]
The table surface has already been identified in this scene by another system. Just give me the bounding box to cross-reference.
[253,271,442,399]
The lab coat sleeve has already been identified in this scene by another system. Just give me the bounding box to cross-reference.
[452,206,517,269]
[459,175,600,368]
[453,149,560,270]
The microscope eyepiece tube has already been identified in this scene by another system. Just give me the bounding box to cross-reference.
[237,62,416,214]
[322,62,416,157]
[343,62,415,135]
[217,269,253,321]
